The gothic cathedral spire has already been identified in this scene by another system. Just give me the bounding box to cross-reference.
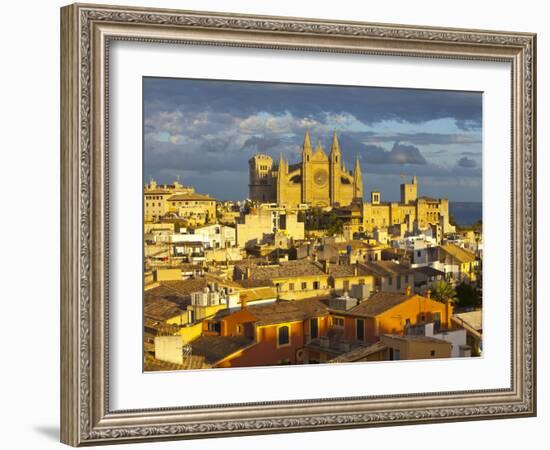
[330,130,341,158]
[353,156,363,200]
[329,131,341,206]
[301,130,312,203]
[302,129,312,156]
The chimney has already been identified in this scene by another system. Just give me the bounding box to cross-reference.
[426,289,431,300]
[405,285,411,296]
[353,262,359,276]
[323,260,331,274]
[245,267,251,279]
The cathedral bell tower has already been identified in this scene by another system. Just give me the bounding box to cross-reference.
[301,130,313,204]
[329,131,341,206]
[353,156,363,200]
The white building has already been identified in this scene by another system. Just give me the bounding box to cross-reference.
[172,224,236,249]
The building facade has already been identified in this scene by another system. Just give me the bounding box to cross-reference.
[236,204,304,248]
[248,131,363,208]
[144,178,195,222]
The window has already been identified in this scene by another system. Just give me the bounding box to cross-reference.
[313,281,320,290]
[388,276,393,286]
[289,283,295,291]
[207,322,221,333]
[278,325,290,346]
[343,280,350,291]
[301,282,307,290]
[405,318,411,335]
[333,317,344,328]
[389,348,401,360]
[430,350,436,357]
[396,276,401,290]
[356,319,365,341]
[310,318,319,339]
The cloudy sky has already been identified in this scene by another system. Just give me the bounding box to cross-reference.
[143,77,482,202]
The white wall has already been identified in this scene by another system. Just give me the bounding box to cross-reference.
[0,0,547,449]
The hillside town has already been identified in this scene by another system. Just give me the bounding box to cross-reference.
[144,131,483,370]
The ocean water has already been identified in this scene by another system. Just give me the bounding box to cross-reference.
[449,202,482,227]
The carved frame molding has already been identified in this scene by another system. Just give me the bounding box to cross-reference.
[61,3,536,446]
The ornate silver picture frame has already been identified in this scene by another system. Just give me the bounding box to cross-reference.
[60,3,536,446]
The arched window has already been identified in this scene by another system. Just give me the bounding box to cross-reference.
[278,325,290,346]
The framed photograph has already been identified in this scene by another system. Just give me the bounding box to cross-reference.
[60,3,536,446]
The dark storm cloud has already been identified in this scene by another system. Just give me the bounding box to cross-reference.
[198,137,232,154]
[240,136,283,152]
[144,144,248,174]
[358,131,481,146]
[143,77,482,127]
[457,156,477,168]
[337,134,426,165]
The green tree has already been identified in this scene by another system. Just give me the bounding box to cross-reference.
[455,282,481,308]
[431,281,458,304]
[326,217,343,236]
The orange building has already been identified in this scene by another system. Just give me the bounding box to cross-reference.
[305,289,453,362]
[336,290,453,345]
[197,298,330,367]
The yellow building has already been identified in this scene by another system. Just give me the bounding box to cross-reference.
[144,178,195,222]
[248,131,363,208]
[234,259,331,300]
[438,243,478,282]
[165,193,217,225]
[380,334,452,360]
[336,177,454,235]
[236,203,304,248]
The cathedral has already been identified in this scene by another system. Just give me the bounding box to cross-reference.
[248,131,363,208]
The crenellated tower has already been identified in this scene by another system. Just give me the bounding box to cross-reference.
[248,154,275,202]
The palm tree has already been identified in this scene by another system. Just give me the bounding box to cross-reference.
[430,280,458,304]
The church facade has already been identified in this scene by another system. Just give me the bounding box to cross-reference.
[248,131,363,208]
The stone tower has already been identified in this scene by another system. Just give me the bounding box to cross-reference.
[248,154,275,202]
[329,131,341,206]
[400,175,418,205]
[353,156,363,200]
[301,130,313,204]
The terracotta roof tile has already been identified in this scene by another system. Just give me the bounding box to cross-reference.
[246,298,329,326]
[440,243,476,263]
[346,292,414,317]
[330,341,388,363]
[189,335,254,365]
